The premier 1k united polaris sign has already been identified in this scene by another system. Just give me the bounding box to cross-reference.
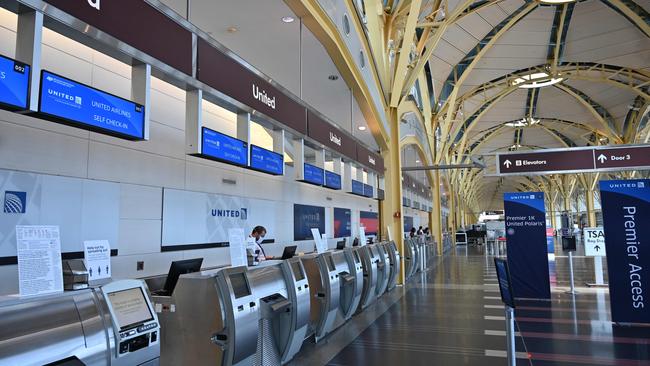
[600,179,649,324]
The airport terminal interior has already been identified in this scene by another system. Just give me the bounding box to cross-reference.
[0,0,649,365]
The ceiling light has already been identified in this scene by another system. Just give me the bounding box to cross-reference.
[415,159,421,163]
[512,72,563,89]
[538,0,576,4]
[281,16,295,23]
[227,26,238,33]
[358,126,367,131]
[505,116,540,127]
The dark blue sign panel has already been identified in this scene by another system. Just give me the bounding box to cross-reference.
[201,127,248,166]
[494,258,516,308]
[363,184,374,198]
[504,192,550,299]
[39,71,144,139]
[351,180,364,196]
[0,55,29,110]
[404,216,414,233]
[250,145,283,175]
[324,171,341,190]
[294,204,325,241]
[334,207,351,237]
[360,211,378,235]
[600,179,650,324]
[303,163,324,186]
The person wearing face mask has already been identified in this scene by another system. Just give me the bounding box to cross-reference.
[250,226,274,263]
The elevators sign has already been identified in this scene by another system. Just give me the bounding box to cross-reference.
[503,192,550,300]
[599,179,650,324]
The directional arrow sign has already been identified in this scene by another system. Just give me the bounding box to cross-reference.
[597,154,607,164]
[594,145,650,170]
[496,149,595,175]
[504,160,512,168]
[584,227,605,257]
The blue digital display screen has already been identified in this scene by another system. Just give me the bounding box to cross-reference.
[363,184,374,198]
[351,180,364,195]
[0,55,29,110]
[39,71,144,139]
[324,171,341,190]
[303,163,324,186]
[201,127,248,166]
[250,145,283,175]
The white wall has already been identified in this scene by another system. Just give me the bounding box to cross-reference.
[0,9,377,295]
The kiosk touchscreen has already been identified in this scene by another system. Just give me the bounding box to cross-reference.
[101,279,160,364]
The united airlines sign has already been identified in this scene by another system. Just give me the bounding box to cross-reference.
[211,208,248,220]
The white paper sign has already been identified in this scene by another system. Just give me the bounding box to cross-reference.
[311,228,326,253]
[83,240,111,280]
[16,225,63,297]
[229,228,247,267]
[584,227,606,257]
[245,237,257,250]
[359,227,367,246]
[386,226,393,241]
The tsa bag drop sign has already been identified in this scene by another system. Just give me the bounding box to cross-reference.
[599,179,649,324]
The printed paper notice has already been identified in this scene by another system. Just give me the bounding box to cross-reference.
[311,228,326,253]
[387,226,393,241]
[229,228,247,267]
[84,240,111,280]
[359,227,367,246]
[16,225,63,297]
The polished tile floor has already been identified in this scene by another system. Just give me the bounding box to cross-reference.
[292,245,650,366]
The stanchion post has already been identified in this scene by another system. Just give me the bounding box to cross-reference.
[567,251,577,294]
[505,306,516,366]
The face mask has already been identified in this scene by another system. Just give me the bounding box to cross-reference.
[257,236,264,245]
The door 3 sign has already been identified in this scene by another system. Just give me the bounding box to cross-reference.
[584,228,606,257]
[496,145,650,176]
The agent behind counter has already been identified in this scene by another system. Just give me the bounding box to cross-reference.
[249,225,275,264]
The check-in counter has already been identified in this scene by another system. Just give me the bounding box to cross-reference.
[300,252,341,343]
[383,241,401,291]
[356,245,380,312]
[0,280,160,366]
[372,243,391,296]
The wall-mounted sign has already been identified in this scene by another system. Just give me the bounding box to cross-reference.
[306,110,356,159]
[201,127,248,166]
[595,146,650,170]
[294,204,325,241]
[197,39,306,135]
[363,184,374,198]
[360,211,378,235]
[43,0,193,74]
[303,163,324,186]
[324,171,341,190]
[0,54,30,111]
[38,71,145,140]
[600,179,649,324]
[351,180,364,196]
[357,145,384,173]
[334,207,351,237]
[249,145,283,175]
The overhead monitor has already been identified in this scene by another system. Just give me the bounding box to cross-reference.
[249,144,283,175]
[303,163,324,186]
[363,184,373,198]
[324,170,342,190]
[351,180,364,196]
[0,54,30,111]
[201,127,248,166]
[39,70,145,140]
[106,287,154,331]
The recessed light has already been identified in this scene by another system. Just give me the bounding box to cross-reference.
[328,75,339,81]
[416,160,421,163]
[227,26,238,33]
[282,16,295,23]
[358,126,367,131]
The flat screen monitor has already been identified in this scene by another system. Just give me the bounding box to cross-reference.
[303,163,324,186]
[229,272,251,299]
[324,171,341,190]
[201,127,248,166]
[455,232,468,244]
[363,184,373,198]
[250,144,283,175]
[0,55,30,111]
[162,258,203,295]
[106,287,154,331]
[39,70,145,140]
[562,236,576,251]
[290,260,305,281]
[336,239,346,250]
[351,180,364,196]
[281,245,297,260]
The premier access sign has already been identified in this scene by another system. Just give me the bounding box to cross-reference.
[496,144,650,176]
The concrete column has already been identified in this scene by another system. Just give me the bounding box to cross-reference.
[185,89,203,154]
[16,8,43,113]
[131,63,151,140]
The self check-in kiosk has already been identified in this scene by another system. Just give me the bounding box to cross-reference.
[279,257,311,364]
[329,248,363,330]
[383,241,401,291]
[342,248,364,319]
[372,243,391,296]
[404,238,417,279]
[356,245,380,312]
[0,280,160,366]
[300,252,341,342]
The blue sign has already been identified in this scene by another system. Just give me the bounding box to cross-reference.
[0,55,29,110]
[324,171,341,190]
[201,127,248,166]
[334,207,351,237]
[351,180,364,196]
[504,192,550,299]
[39,71,144,139]
[303,163,324,186]
[250,145,283,175]
[363,184,373,198]
[294,204,325,241]
[4,191,26,214]
[600,179,650,324]
[494,258,516,308]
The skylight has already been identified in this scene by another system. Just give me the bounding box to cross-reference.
[505,117,540,127]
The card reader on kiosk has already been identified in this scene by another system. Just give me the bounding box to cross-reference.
[101,279,161,365]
